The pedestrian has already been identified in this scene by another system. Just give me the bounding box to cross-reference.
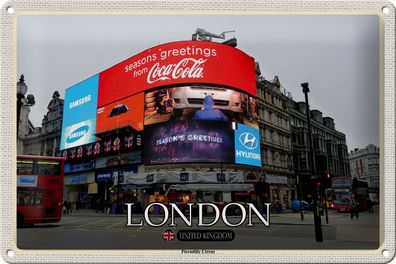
[275,200,282,213]
[260,201,268,217]
[67,200,72,214]
[350,195,359,219]
[135,200,142,214]
[367,198,374,214]
[95,198,102,213]
[63,200,67,215]
[101,199,105,214]
[103,200,108,214]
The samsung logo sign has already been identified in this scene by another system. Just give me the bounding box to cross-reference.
[66,125,89,143]
[69,94,91,109]
[239,132,258,150]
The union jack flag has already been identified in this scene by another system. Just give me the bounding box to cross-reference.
[162,230,175,241]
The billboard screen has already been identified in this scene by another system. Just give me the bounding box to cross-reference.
[96,92,144,134]
[61,75,99,150]
[60,41,260,167]
[143,120,234,164]
[98,41,256,106]
[57,133,141,160]
[234,123,262,167]
[144,86,259,128]
[64,160,95,173]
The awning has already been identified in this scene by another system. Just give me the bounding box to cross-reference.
[169,183,254,192]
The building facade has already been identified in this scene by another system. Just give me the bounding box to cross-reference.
[21,91,63,157]
[287,98,350,200]
[256,75,294,208]
[349,144,379,202]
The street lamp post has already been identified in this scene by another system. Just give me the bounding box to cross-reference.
[301,82,323,242]
[16,74,28,135]
[323,173,329,224]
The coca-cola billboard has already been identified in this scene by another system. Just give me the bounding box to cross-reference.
[98,41,256,107]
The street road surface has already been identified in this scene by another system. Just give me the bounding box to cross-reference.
[17,207,379,250]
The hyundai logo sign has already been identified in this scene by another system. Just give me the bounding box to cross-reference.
[66,125,89,143]
[239,132,258,150]
[234,123,261,167]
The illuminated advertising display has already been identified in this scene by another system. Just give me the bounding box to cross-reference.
[234,123,262,167]
[144,86,258,128]
[60,75,99,150]
[60,41,260,167]
[96,168,114,183]
[98,41,256,106]
[64,160,95,173]
[96,93,144,134]
[143,120,234,164]
[57,133,141,161]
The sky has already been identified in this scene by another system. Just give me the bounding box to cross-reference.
[17,14,379,150]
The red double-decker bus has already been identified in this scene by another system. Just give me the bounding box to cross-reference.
[17,155,65,226]
[328,176,369,212]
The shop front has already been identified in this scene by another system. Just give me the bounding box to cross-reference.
[64,171,96,209]
[95,153,141,213]
[95,168,114,209]
[265,174,291,211]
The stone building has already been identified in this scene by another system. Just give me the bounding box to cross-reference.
[20,91,64,156]
[349,144,379,202]
[256,74,294,208]
[287,98,350,200]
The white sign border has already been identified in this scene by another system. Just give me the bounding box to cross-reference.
[0,0,394,263]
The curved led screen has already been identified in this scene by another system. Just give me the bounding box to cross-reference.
[60,40,261,167]
[98,41,256,106]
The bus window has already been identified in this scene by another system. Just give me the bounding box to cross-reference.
[17,159,34,175]
[35,160,60,175]
[17,188,43,206]
[17,159,60,176]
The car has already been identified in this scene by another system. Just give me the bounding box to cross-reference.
[330,200,351,212]
[291,200,312,212]
[172,85,242,112]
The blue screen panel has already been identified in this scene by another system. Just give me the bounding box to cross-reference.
[234,123,262,167]
[60,75,99,150]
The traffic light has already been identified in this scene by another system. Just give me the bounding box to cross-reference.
[323,171,332,188]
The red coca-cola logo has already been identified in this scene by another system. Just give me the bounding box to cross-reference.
[147,58,206,84]
[98,41,256,107]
